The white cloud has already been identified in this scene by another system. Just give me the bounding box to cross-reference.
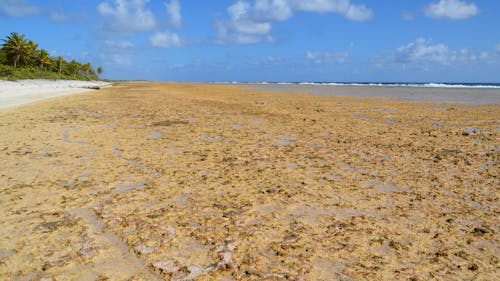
[254,0,293,21]
[50,10,68,23]
[294,0,372,21]
[164,0,182,28]
[448,48,477,63]
[0,0,41,17]
[380,38,490,68]
[150,31,183,48]
[216,1,272,45]
[97,0,157,36]
[216,0,373,45]
[100,40,135,66]
[228,1,272,34]
[402,11,414,21]
[345,4,373,21]
[0,1,84,23]
[216,24,267,45]
[294,0,347,13]
[306,50,349,64]
[395,38,449,64]
[425,0,478,20]
[104,40,134,49]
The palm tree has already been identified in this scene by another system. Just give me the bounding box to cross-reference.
[97,66,103,75]
[1,32,30,68]
[40,50,52,70]
[0,48,7,65]
[1,32,98,79]
[66,60,81,77]
[57,56,64,74]
[26,40,39,67]
[35,49,52,70]
[80,63,98,79]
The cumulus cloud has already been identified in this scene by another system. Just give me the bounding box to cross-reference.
[254,0,293,21]
[306,50,349,64]
[425,0,478,20]
[217,0,373,45]
[104,40,134,49]
[379,38,490,68]
[293,0,373,20]
[50,10,68,23]
[228,1,272,34]
[394,38,449,64]
[216,1,272,45]
[150,31,183,48]
[100,40,135,66]
[0,0,41,17]
[97,0,157,36]
[345,4,373,21]
[402,11,414,21]
[164,0,182,28]
[0,1,86,24]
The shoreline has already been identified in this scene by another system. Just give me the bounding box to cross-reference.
[2,80,498,110]
[218,81,500,89]
[0,79,113,110]
[240,83,500,104]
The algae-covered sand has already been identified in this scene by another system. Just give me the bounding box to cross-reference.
[0,83,498,280]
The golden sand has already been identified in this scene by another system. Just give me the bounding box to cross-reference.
[0,83,498,280]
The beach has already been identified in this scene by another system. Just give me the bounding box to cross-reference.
[0,80,112,110]
[0,82,498,280]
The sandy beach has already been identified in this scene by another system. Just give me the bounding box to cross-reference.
[0,83,498,280]
[0,80,112,110]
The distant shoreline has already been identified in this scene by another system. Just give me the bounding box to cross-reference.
[216,81,500,89]
[240,83,500,104]
[2,80,498,110]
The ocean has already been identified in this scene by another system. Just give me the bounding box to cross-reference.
[238,82,500,104]
[226,81,500,89]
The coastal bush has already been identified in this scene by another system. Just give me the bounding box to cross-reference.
[0,49,7,65]
[1,32,102,81]
[0,64,96,81]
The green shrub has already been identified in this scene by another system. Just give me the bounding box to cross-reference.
[0,64,98,81]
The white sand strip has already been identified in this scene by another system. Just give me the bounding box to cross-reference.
[0,79,113,110]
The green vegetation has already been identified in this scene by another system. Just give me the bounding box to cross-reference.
[1,32,102,81]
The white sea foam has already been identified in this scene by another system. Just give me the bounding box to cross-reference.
[241,82,500,89]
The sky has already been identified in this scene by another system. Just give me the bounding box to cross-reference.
[1,0,499,82]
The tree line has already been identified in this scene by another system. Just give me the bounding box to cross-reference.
[1,32,102,80]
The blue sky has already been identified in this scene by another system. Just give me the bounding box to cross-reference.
[1,0,499,82]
